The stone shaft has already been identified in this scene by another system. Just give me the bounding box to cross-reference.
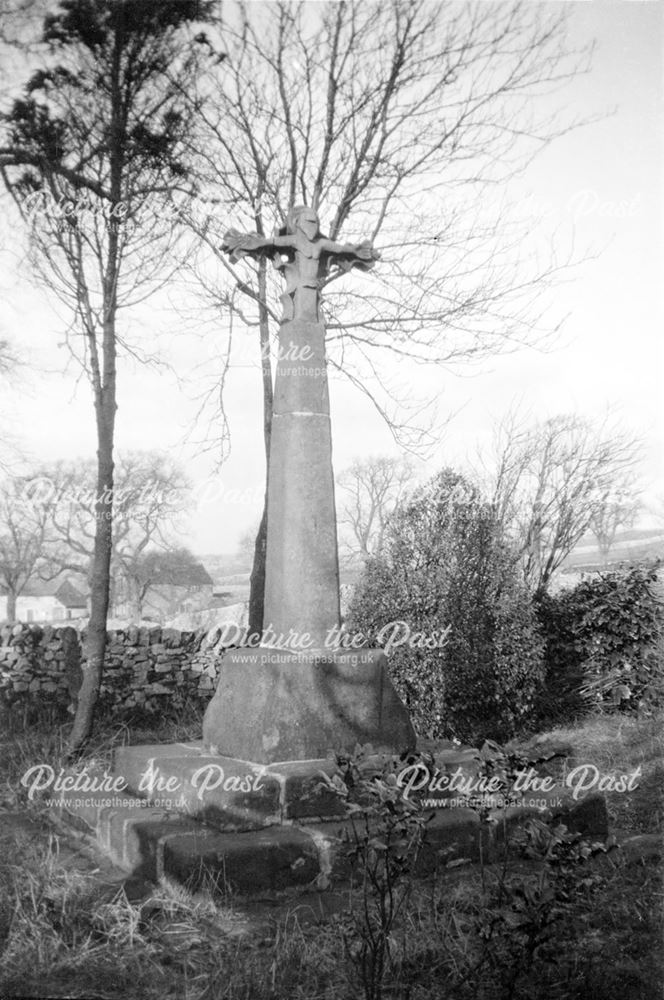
[263,318,340,648]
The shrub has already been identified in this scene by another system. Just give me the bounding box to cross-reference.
[322,748,430,1000]
[534,589,589,724]
[536,562,664,721]
[346,469,545,743]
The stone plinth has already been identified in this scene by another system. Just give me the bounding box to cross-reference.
[202,646,416,764]
[50,755,610,895]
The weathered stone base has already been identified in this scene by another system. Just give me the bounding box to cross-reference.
[50,743,609,896]
[51,781,608,895]
[202,646,416,763]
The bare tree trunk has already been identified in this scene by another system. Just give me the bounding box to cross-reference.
[62,625,82,715]
[248,257,273,640]
[6,590,16,623]
[248,501,267,638]
[132,595,144,623]
[68,398,115,752]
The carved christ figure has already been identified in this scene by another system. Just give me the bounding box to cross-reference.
[221,205,378,322]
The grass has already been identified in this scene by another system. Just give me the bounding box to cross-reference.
[0,849,253,1000]
[0,702,202,810]
[0,705,662,999]
[538,709,664,834]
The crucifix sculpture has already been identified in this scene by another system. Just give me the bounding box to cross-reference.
[202,205,415,763]
[222,204,378,323]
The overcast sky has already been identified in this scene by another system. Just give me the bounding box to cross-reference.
[1,0,662,555]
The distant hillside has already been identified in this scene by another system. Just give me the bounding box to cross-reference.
[562,529,664,573]
[198,527,664,590]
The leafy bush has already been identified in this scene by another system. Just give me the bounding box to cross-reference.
[346,469,545,743]
[534,589,589,723]
[536,562,664,721]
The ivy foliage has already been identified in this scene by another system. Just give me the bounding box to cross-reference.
[536,561,664,719]
[346,469,545,743]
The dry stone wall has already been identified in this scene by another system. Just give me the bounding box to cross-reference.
[0,623,229,715]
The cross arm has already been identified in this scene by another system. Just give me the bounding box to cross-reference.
[221,228,296,263]
[319,238,380,274]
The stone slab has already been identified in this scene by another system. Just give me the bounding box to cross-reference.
[202,646,416,763]
[549,792,609,838]
[298,807,487,886]
[113,743,282,830]
[51,792,611,897]
[162,826,320,894]
[112,743,358,826]
[49,781,203,874]
[470,790,610,845]
[109,741,496,831]
[276,758,344,820]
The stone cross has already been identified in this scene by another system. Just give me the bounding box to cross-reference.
[222,206,379,649]
[202,205,414,762]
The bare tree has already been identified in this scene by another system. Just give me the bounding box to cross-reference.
[645,495,664,531]
[0,339,16,471]
[182,0,592,632]
[111,454,191,617]
[0,339,14,375]
[0,333,26,473]
[124,546,210,622]
[0,1,214,749]
[485,413,641,592]
[0,473,53,621]
[589,492,641,566]
[236,524,259,568]
[29,452,190,614]
[337,455,415,562]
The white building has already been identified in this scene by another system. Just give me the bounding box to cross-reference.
[0,579,88,624]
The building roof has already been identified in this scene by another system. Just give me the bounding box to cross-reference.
[18,578,88,606]
[54,579,88,608]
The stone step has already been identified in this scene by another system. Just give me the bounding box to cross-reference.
[110,741,492,831]
[112,742,347,828]
[50,771,608,896]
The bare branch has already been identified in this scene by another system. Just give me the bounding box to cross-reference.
[481,411,643,592]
